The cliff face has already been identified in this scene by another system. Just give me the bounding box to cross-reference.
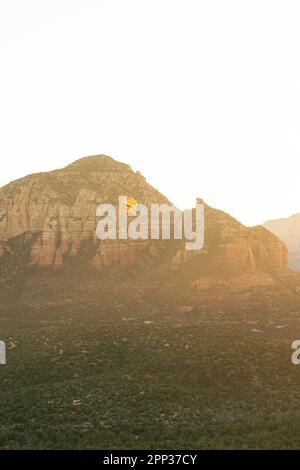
[0,155,288,279]
[0,155,170,272]
[264,215,300,272]
[171,204,288,276]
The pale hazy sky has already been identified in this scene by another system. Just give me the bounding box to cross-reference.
[0,0,300,226]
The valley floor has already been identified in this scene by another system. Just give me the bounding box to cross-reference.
[0,275,300,449]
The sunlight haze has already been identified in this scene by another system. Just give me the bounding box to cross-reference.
[0,0,300,226]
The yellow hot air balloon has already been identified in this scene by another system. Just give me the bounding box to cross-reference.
[121,197,137,215]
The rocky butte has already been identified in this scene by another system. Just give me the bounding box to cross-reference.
[0,155,289,290]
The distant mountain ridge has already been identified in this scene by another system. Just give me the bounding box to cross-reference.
[264,214,300,271]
